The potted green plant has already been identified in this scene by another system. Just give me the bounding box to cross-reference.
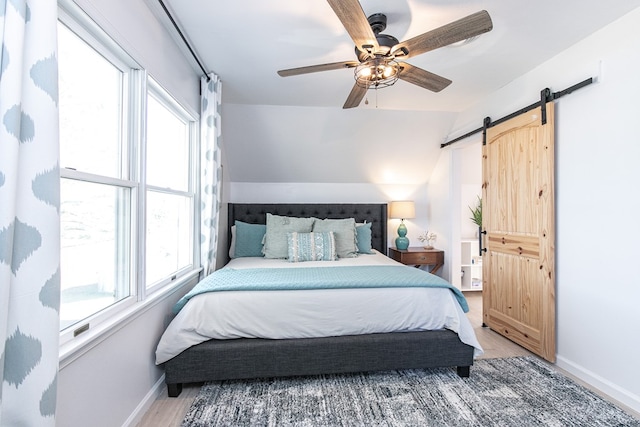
[469,196,482,227]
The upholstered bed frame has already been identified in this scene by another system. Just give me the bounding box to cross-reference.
[163,203,474,397]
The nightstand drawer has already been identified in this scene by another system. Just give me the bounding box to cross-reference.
[401,252,439,265]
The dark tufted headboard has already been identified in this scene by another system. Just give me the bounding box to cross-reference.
[228,203,388,253]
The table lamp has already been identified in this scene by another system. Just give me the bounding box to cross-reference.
[389,201,415,250]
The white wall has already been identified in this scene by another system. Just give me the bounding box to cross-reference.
[57,283,196,427]
[458,142,483,240]
[426,151,454,282]
[56,1,201,426]
[443,7,640,413]
[438,139,483,289]
[223,104,457,185]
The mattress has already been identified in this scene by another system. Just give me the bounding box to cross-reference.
[155,251,483,364]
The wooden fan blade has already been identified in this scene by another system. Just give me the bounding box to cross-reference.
[398,63,452,92]
[393,10,493,59]
[327,0,379,54]
[278,61,360,77]
[343,82,367,109]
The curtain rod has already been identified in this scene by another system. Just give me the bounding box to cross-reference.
[440,77,594,148]
[157,0,210,81]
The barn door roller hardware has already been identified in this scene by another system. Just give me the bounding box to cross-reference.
[441,77,594,148]
[540,88,551,125]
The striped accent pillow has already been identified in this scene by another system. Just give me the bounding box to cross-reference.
[287,232,337,262]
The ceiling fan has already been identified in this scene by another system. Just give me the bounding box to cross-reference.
[277,0,493,109]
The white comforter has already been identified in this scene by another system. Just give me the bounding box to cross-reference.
[155,251,483,364]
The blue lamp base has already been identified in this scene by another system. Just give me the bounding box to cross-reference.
[395,221,410,250]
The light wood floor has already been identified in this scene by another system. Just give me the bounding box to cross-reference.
[136,292,638,426]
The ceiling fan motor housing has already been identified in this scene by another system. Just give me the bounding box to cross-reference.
[368,13,387,34]
[355,13,399,61]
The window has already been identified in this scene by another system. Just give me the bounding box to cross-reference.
[58,21,134,333]
[58,24,122,178]
[58,13,198,343]
[59,179,132,331]
[145,84,196,288]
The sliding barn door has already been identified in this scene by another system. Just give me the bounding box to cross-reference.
[482,103,556,362]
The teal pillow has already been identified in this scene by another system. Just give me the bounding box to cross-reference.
[287,231,337,262]
[356,222,374,254]
[263,213,315,259]
[233,221,266,258]
[312,218,358,258]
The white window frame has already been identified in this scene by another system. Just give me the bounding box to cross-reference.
[57,0,201,354]
[143,78,199,295]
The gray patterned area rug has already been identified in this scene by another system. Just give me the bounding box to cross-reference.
[181,356,639,426]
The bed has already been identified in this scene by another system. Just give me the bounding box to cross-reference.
[157,203,482,397]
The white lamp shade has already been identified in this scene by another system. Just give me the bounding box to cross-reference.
[389,201,415,219]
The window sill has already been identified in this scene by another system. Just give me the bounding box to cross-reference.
[59,268,201,369]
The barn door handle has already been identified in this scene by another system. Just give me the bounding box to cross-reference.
[479,230,487,254]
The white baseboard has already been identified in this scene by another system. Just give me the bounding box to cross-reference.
[121,374,166,427]
[556,355,640,416]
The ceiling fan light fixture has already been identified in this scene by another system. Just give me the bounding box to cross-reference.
[354,58,400,89]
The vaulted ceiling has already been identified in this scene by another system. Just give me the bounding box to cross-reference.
[156,1,640,183]
[161,0,639,111]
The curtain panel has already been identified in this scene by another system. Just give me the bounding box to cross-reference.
[0,0,61,425]
[200,73,222,276]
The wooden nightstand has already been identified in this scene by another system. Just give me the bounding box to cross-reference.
[388,247,445,274]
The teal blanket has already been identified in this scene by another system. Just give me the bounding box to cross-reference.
[174,265,468,314]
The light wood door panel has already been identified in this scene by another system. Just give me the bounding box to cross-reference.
[482,103,556,362]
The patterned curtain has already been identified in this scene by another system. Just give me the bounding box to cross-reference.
[0,0,60,425]
[200,73,222,276]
